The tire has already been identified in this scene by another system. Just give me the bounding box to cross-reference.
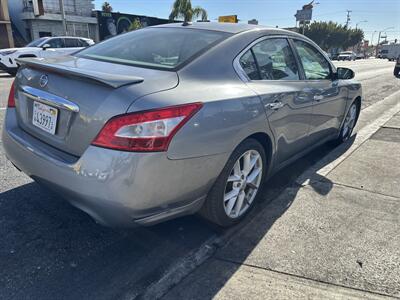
[333,101,359,145]
[200,138,267,227]
[394,67,400,78]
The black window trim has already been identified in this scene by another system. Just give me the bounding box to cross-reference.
[289,37,336,82]
[234,35,303,83]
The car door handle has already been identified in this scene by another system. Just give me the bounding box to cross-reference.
[266,101,284,110]
[314,95,324,101]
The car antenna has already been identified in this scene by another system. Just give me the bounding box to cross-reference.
[182,21,192,26]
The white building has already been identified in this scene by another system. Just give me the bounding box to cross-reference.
[9,0,98,44]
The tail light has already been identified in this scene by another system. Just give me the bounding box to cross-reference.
[7,80,15,108]
[92,103,202,152]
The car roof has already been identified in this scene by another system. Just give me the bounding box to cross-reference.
[42,36,92,40]
[153,22,301,36]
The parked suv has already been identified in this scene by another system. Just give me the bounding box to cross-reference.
[0,36,94,76]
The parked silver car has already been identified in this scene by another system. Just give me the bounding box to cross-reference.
[3,23,362,227]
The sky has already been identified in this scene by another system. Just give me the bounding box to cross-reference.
[93,0,400,44]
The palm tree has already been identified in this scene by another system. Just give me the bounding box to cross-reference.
[129,19,142,31]
[102,1,113,13]
[169,0,208,22]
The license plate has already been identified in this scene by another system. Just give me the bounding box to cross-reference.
[32,101,58,135]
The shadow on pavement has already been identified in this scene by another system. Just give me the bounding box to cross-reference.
[0,136,355,300]
[0,182,216,299]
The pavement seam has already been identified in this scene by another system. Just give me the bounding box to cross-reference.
[214,257,400,299]
[382,125,400,130]
[331,182,400,200]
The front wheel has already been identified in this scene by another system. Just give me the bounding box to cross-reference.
[200,139,266,227]
[334,102,359,144]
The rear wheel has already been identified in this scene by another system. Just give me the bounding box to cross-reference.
[200,139,266,227]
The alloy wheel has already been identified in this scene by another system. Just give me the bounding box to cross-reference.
[223,149,263,218]
[342,103,357,140]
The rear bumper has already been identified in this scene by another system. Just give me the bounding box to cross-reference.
[2,109,227,227]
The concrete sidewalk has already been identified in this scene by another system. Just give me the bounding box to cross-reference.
[162,114,400,299]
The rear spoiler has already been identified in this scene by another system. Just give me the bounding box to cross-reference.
[16,58,144,89]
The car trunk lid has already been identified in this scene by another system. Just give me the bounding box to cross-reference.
[14,56,178,157]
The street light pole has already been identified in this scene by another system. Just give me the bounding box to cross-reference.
[59,0,67,35]
[371,30,377,46]
[376,27,395,56]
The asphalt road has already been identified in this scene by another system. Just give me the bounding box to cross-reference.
[0,59,399,299]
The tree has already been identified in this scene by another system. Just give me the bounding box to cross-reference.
[129,18,142,31]
[345,28,364,49]
[169,0,208,22]
[304,21,364,51]
[102,1,113,13]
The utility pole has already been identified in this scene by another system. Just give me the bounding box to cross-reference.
[59,0,67,35]
[345,10,351,28]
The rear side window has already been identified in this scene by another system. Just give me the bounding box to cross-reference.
[252,39,299,80]
[64,38,80,48]
[77,28,231,70]
[239,38,299,81]
[79,39,90,47]
[239,50,260,80]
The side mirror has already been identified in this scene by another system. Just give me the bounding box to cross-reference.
[336,67,355,80]
[41,44,51,50]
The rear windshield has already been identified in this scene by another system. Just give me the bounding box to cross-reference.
[76,27,231,70]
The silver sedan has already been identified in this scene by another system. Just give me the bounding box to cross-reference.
[2,23,362,227]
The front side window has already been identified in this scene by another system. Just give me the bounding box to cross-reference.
[46,38,65,48]
[293,40,331,80]
[77,28,231,70]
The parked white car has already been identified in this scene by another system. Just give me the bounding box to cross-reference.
[337,51,357,61]
[0,36,94,75]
